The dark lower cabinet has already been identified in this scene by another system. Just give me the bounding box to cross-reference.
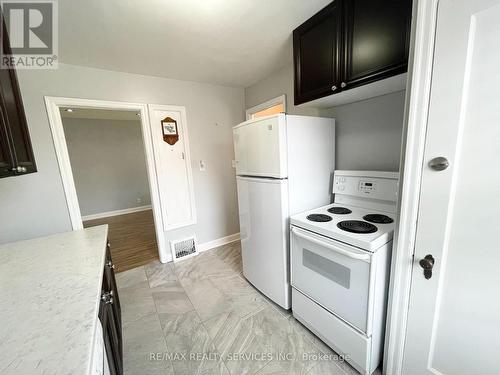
[99,243,123,375]
[293,0,413,105]
[0,20,36,178]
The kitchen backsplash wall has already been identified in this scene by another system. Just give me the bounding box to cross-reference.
[244,62,405,172]
[321,90,405,171]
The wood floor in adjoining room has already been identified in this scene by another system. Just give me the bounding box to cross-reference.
[84,209,159,273]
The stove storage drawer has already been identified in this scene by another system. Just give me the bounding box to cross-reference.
[292,288,374,375]
[290,226,372,334]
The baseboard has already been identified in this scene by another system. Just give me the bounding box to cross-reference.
[82,205,152,221]
[197,233,240,252]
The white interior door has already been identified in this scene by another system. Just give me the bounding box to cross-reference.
[402,1,500,373]
[148,105,196,231]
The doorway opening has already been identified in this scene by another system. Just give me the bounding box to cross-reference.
[45,97,167,270]
[60,108,157,271]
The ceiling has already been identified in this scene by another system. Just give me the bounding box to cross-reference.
[58,0,331,87]
[59,107,140,121]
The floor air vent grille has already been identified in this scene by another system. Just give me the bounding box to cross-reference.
[170,236,198,262]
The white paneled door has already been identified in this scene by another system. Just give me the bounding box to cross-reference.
[148,105,196,231]
[402,0,500,374]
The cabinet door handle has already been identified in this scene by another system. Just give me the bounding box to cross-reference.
[101,291,114,304]
[11,166,27,173]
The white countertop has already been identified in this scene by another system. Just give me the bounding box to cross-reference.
[0,226,108,375]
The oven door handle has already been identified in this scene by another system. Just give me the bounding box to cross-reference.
[291,227,371,261]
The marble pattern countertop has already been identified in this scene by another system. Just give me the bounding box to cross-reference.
[0,226,109,375]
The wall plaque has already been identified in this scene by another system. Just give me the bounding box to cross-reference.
[161,116,179,145]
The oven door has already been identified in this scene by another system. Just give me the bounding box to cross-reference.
[291,226,372,334]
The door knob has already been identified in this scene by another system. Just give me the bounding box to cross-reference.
[419,254,435,279]
[428,157,449,171]
[331,85,337,92]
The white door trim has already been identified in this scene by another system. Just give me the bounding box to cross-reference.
[383,0,439,374]
[44,96,168,263]
[147,104,197,231]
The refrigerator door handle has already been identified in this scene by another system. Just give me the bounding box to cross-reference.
[236,175,288,182]
[237,175,287,179]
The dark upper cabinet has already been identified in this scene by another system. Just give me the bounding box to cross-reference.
[343,0,412,89]
[293,1,342,105]
[293,0,412,105]
[0,21,36,178]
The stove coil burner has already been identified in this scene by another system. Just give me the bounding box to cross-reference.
[337,220,378,234]
[306,214,333,222]
[363,214,394,224]
[327,207,352,215]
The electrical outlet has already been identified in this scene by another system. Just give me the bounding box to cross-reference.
[136,197,142,204]
[199,160,206,171]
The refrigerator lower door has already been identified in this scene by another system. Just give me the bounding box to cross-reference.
[236,176,290,309]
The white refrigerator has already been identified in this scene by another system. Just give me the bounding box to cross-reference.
[233,113,335,309]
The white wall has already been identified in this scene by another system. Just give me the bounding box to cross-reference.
[244,62,405,171]
[245,63,322,117]
[0,63,245,248]
[321,91,406,171]
[62,117,151,217]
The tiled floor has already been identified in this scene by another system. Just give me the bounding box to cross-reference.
[116,241,359,375]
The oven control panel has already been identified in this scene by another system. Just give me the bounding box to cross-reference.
[359,180,377,194]
[333,171,399,203]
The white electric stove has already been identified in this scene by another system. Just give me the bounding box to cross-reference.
[290,170,399,375]
[290,203,396,251]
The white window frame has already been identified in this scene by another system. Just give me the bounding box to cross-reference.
[245,94,286,120]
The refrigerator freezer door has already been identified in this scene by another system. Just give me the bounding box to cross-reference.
[236,176,290,309]
[233,115,287,178]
